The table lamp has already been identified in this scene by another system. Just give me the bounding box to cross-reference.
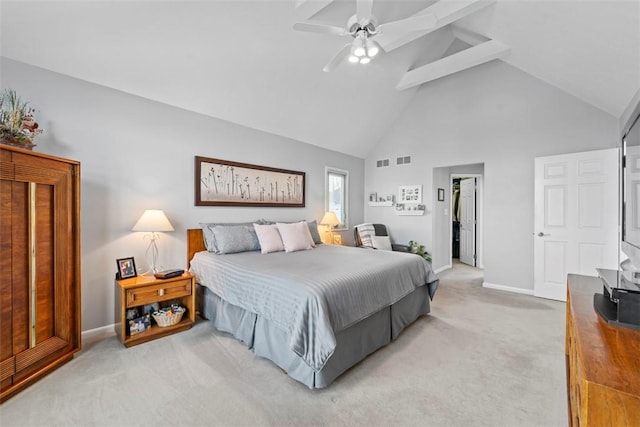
[132,209,174,275]
[320,211,340,243]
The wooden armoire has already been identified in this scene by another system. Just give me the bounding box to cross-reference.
[0,145,81,402]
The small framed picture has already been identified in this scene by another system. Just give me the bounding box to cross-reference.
[437,188,445,202]
[116,257,137,279]
[129,313,150,336]
[369,192,378,202]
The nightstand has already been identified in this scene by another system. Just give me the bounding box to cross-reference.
[114,273,196,347]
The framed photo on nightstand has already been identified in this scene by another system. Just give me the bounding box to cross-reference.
[116,257,137,279]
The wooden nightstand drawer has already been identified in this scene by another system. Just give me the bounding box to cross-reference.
[126,278,191,307]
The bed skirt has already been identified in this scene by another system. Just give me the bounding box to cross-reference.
[197,284,431,388]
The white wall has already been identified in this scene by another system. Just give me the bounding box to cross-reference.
[365,60,619,292]
[1,58,364,331]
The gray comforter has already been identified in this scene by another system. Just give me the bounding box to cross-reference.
[190,244,438,372]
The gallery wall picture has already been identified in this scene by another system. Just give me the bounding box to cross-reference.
[195,156,305,207]
[398,185,422,203]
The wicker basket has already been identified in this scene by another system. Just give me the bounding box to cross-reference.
[152,307,185,327]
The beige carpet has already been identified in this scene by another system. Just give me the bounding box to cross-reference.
[0,263,567,427]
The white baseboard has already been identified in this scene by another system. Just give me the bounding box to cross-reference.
[82,324,115,343]
[434,264,452,274]
[482,281,534,296]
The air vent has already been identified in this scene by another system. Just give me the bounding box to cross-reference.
[376,159,390,168]
[397,156,411,165]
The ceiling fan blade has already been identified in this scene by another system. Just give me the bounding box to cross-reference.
[356,0,373,26]
[376,12,437,36]
[293,22,349,37]
[322,44,352,73]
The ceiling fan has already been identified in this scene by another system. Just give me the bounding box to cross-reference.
[293,0,437,72]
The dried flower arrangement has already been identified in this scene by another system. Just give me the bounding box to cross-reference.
[0,89,43,149]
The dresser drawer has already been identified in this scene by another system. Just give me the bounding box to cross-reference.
[126,279,192,307]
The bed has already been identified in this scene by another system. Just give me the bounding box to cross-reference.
[187,227,439,389]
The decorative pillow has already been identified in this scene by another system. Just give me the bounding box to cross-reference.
[200,221,263,252]
[254,224,284,254]
[276,221,314,253]
[307,220,323,245]
[355,223,376,248]
[260,220,322,245]
[207,224,260,254]
[371,235,393,251]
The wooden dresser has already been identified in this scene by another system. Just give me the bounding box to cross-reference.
[0,145,81,402]
[566,274,640,426]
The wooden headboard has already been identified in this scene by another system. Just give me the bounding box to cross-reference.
[187,228,206,268]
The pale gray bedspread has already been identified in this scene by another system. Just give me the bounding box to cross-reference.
[189,244,438,371]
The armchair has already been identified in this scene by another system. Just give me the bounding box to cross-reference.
[353,223,409,252]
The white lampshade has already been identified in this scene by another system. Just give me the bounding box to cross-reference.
[320,211,340,227]
[132,210,174,232]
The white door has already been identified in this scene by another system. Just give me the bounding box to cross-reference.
[534,148,619,301]
[459,178,476,266]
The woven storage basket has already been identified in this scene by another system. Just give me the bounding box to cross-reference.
[152,308,185,327]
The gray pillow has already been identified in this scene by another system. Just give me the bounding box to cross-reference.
[210,224,260,254]
[306,220,323,245]
[200,220,263,253]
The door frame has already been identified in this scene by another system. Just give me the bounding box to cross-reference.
[450,173,484,268]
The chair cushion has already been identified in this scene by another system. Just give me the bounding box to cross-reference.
[371,236,393,251]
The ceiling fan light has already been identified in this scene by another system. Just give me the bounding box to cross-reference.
[359,57,371,65]
[352,31,366,57]
[348,55,359,63]
[366,39,379,57]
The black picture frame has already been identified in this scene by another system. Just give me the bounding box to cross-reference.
[195,156,306,207]
[116,257,137,279]
[437,188,445,202]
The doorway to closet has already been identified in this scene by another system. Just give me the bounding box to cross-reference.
[450,172,483,271]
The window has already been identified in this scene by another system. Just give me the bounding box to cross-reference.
[325,167,349,229]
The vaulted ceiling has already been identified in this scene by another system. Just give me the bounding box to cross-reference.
[1,0,638,158]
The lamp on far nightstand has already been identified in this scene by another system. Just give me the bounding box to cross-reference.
[132,209,174,275]
[320,211,340,244]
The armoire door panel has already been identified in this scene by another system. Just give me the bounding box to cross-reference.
[14,337,68,374]
[0,179,14,368]
[0,357,15,382]
[11,181,29,357]
[53,171,74,342]
[35,183,55,342]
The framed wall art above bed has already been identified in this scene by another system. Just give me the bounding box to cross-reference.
[195,156,306,207]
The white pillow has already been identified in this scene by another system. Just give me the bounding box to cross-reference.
[276,221,314,253]
[254,224,284,254]
[371,235,393,251]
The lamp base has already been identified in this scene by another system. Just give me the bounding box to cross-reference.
[140,233,161,276]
